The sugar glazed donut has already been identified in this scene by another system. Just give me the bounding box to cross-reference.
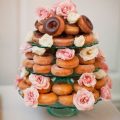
[58,95,73,106]
[33,54,53,65]
[25,52,34,60]
[75,64,95,74]
[56,56,79,69]
[53,36,74,47]
[43,16,65,36]
[38,92,58,105]
[33,64,51,74]
[78,15,93,33]
[22,59,34,69]
[64,24,80,35]
[52,83,73,95]
[51,64,73,77]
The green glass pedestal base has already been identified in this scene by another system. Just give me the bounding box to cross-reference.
[47,107,78,117]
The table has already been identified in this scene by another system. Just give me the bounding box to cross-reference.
[0,86,120,120]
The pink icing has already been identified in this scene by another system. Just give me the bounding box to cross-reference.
[73,88,95,111]
[29,74,50,90]
[20,43,32,53]
[100,85,111,101]
[78,73,96,87]
[56,0,77,18]
[23,87,39,108]
[56,48,75,60]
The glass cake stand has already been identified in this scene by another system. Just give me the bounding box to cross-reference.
[18,73,101,117]
[18,41,100,117]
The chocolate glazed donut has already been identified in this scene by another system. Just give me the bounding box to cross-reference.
[43,16,65,36]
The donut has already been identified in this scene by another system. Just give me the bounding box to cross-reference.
[51,64,73,77]
[93,89,100,101]
[94,61,109,72]
[78,15,93,33]
[75,64,95,74]
[33,54,53,65]
[84,34,96,44]
[64,24,80,35]
[43,16,65,36]
[32,30,43,43]
[79,56,95,65]
[18,80,30,90]
[95,77,107,89]
[52,83,73,95]
[35,20,45,33]
[38,85,51,94]
[56,56,79,69]
[25,52,34,60]
[33,64,51,74]
[73,83,94,92]
[58,95,73,106]
[24,78,32,86]
[22,59,34,68]
[53,36,74,47]
[38,92,58,105]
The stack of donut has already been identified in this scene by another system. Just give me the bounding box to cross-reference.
[16,0,112,110]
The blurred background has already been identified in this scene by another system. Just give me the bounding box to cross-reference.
[0,0,120,110]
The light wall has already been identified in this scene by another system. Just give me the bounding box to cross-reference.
[0,0,120,101]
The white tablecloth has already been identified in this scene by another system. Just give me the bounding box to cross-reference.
[0,86,120,120]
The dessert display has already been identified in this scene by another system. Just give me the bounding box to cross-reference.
[16,0,112,117]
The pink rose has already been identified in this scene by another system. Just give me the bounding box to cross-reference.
[20,43,32,53]
[56,48,75,60]
[78,73,96,87]
[100,85,111,101]
[106,76,112,89]
[73,88,95,111]
[36,7,50,21]
[23,87,39,108]
[56,0,77,18]
[29,74,50,90]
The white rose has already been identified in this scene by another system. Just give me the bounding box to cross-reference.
[67,12,80,24]
[74,35,85,47]
[20,68,29,78]
[32,46,46,56]
[94,69,107,79]
[79,46,99,61]
[39,34,53,47]
[24,31,34,42]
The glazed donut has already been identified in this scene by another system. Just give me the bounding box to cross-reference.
[32,30,43,43]
[64,24,80,35]
[73,83,94,92]
[53,36,74,47]
[56,56,79,69]
[58,95,73,106]
[94,61,109,72]
[24,78,32,86]
[93,89,100,101]
[79,56,95,65]
[51,64,73,77]
[33,64,51,74]
[22,59,34,69]
[25,52,34,60]
[18,80,30,90]
[52,83,73,95]
[33,54,53,65]
[75,64,95,74]
[78,15,93,33]
[84,34,96,44]
[43,16,65,36]
[38,84,51,94]
[95,77,107,89]
[38,92,58,105]
[35,21,45,33]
